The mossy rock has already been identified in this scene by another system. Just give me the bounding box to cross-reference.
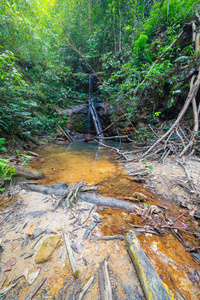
[35,234,61,263]
[70,113,88,133]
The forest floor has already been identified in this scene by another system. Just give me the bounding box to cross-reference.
[124,155,200,214]
[0,141,200,299]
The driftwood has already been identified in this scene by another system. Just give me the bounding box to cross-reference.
[83,221,97,240]
[89,235,124,242]
[78,275,95,300]
[24,182,97,196]
[25,278,47,300]
[62,228,79,278]
[13,165,44,180]
[78,256,113,300]
[126,230,173,300]
[79,193,138,211]
[57,124,73,142]
[24,182,139,211]
[94,139,129,161]
[98,257,113,300]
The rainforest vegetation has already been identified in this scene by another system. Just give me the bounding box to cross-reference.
[0,0,200,146]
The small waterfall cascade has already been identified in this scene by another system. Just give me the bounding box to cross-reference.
[88,74,104,139]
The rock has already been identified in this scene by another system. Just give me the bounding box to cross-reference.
[57,104,88,116]
[35,235,61,263]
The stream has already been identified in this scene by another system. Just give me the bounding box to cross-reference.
[0,141,199,299]
[30,141,200,299]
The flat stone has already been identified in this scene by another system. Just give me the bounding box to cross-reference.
[35,234,61,263]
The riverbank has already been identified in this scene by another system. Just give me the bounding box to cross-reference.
[0,142,199,299]
[123,155,200,216]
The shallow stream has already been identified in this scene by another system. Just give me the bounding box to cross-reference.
[29,141,200,299]
[0,141,199,299]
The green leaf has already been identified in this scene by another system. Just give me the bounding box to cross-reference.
[148,165,153,170]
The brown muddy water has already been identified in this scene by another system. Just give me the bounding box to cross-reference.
[29,141,200,299]
[0,141,199,299]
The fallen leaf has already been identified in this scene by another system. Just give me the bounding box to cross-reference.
[2,257,17,272]
[189,209,195,217]
[28,225,34,236]
[28,267,41,285]
[111,225,118,233]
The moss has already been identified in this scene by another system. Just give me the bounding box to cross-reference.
[70,113,88,133]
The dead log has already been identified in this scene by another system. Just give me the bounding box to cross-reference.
[79,193,138,211]
[13,165,44,180]
[24,182,138,211]
[23,182,97,196]
[126,230,173,300]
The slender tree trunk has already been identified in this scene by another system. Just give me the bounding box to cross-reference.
[113,12,117,53]
[88,0,91,35]
[167,0,170,22]
[119,0,122,52]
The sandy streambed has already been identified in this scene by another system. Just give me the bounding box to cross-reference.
[0,142,199,299]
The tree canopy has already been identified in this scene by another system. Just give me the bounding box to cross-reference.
[0,0,199,141]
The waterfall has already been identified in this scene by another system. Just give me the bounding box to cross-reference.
[88,74,104,139]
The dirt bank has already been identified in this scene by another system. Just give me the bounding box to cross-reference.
[123,156,200,214]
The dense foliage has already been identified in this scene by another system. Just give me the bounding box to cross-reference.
[0,0,199,142]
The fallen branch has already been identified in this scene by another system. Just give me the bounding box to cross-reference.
[62,228,79,278]
[78,274,95,300]
[86,114,126,141]
[94,139,129,161]
[57,124,73,142]
[83,221,97,240]
[79,193,138,211]
[141,67,200,158]
[80,206,95,225]
[25,278,47,300]
[175,159,197,192]
[98,256,113,300]
[13,165,44,180]
[89,235,124,242]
